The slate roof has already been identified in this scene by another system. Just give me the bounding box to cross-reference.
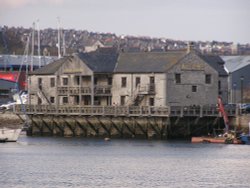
[78,49,118,73]
[29,49,118,75]
[198,54,228,76]
[114,51,186,73]
[221,56,250,72]
[29,57,70,75]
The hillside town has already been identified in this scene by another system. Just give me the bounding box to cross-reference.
[1,26,250,56]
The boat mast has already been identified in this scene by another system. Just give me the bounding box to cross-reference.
[57,17,61,58]
[37,19,41,68]
[62,31,66,56]
[31,22,35,71]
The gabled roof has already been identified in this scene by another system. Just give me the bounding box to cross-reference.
[78,49,118,73]
[29,56,70,75]
[221,56,250,72]
[198,54,228,76]
[114,51,186,73]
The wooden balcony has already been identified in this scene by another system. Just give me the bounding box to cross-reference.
[138,84,155,95]
[94,85,112,96]
[57,86,91,95]
[57,86,112,96]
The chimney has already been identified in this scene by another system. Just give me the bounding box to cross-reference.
[187,42,195,53]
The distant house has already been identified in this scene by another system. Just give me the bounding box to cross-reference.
[222,56,250,103]
[28,47,228,107]
[84,41,105,53]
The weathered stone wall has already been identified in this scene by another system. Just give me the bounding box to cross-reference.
[167,53,218,106]
[112,73,166,106]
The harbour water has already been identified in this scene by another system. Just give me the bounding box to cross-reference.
[1,133,250,188]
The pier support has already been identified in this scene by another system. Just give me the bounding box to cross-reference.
[25,114,225,139]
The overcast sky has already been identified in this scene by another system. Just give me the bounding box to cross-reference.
[0,0,249,43]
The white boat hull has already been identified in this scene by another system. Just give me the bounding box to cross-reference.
[0,128,22,142]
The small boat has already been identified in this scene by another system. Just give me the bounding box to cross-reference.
[191,136,241,144]
[0,127,22,142]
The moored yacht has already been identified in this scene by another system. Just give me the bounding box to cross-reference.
[0,127,22,142]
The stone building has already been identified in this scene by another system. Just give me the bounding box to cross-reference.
[113,50,228,106]
[28,49,118,106]
[28,48,228,107]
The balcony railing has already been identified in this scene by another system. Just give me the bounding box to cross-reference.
[94,85,112,96]
[57,85,112,96]
[14,105,170,117]
[14,104,237,117]
[57,86,91,95]
[138,84,155,95]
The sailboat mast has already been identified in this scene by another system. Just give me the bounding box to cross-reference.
[31,22,35,71]
[37,19,41,68]
[57,17,61,58]
[62,31,66,56]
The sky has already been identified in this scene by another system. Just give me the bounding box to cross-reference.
[0,0,249,44]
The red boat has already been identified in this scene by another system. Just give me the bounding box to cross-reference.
[191,136,241,144]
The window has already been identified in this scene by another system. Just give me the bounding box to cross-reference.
[218,80,222,95]
[63,97,68,104]
[38,97,42,105]
[50,97,55,103]
[205,74,211,84]
[76,76,80,85]
[94,77,98,85]
[136,77,140,87]
[75,96,80,104]
[192,85,197,92]
[63,78,68,86]
[38,78,42,89]
[175,73,181,84]
[121,77,127,87]
[108,77,112,85]
[120,96,125,106]
[50,78,55,87]
[150,76,155,84]
[149,98,154,106]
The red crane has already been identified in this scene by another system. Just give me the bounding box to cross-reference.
[217,96,229,133]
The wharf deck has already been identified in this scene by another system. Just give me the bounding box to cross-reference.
[14,104,237,117]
